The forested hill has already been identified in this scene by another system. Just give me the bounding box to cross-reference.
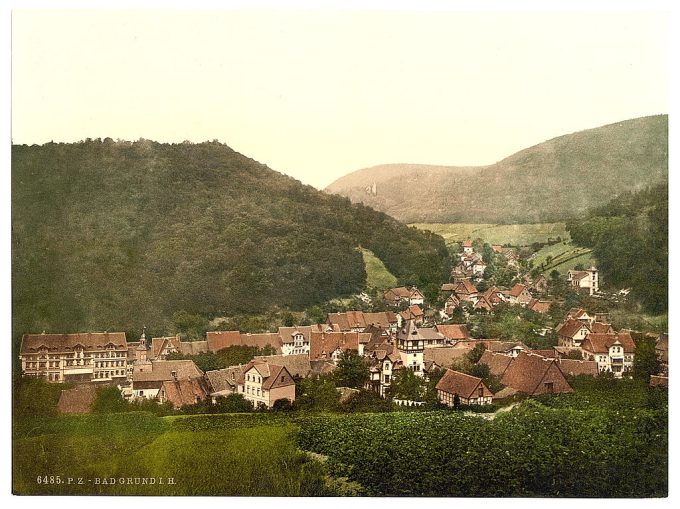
[326,115,668,223]
[566,182,668,314]
[12,140,449,337]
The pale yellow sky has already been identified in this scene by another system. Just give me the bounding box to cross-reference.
[12,9,669,188]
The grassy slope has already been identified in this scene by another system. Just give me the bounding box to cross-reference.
[327,115,668,223]
[360,248,398,290]
[13,413,328,496]
[410,222,568,247]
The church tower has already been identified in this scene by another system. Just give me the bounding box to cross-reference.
[396,320,425,377]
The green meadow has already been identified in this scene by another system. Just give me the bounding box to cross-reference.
[360,248,398,290]
[409,223,568,247]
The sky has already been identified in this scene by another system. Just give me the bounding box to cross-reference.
[11,7,670,189]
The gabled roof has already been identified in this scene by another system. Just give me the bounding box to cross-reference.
[566,308,589,319]
[455,279,478,295]
[556,319,590,338]
[435,324,469,340]
[207,331,283,353]
[527,299,552,314]
[57,385,97,414]
[161,378,209,408]
[581,332,636,354]
[557,358,598,377]
[441,283,457,292]
[474,296,493,311]
[151,335,182,359]
[384,286,410,300]
[133,360,204,382]
[238,361,295,389]
[309,331,360,360]
[478,350,513,377]
[206,365,246,393]
[501,351,572,395]
[485,341,529,353]
[462,240,473,248]
[436,369,491,399]
[254,353,312,378]
[590,322,614,334]
[21,332,127,354]
[423,346,472,368]
[400,304,424,320]
[509,283,529,298]
[417,327,446,341]
[278,326,313,344]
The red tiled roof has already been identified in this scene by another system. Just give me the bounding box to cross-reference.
[400,304,424,320]
[557,359,598,377]
[455,279,478,295]
[436,369,492,399]
[57,385,98,414]
[581,332,636,354]
[478,350,513,377]
[309,331,360,361]
[527,299,552,313]
[435,324,469,340]
[556,319,589,338]
[21,332,127,354]
[160,378,209,408]
[462,240,473,248]
[590,322,613,334]
[509,283,528,298]
[501,351,573,395]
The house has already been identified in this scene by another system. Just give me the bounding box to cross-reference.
[366,343,403,398]
[130,359,204,402]
[442,293,461,318]
[383,286,425,306]
[507,284,533,306]
[150,335,183,360]
[566,308,594,325]
[396,320,427,376]
[440,283,457,294]
[205,365,246,402]
[590,322,615,334]
[436,369,494,406]
[462,239,474,255]
[472,259,487,277]
[309,331,362,362]
[492,244,503,253]
[57,385,98,414]
[500,351,574,396]
[328,311,398,333]
[567,267,599,295]
[556,319,591,348]
[485,341,529,358]
[417,327,447,347]
[399,304,424,326]
[20,331,129,383]
[556,358,599,377]
[473,295,494,312]
[528,275,548,293]
[206,331,283,354]
[580,332,636,377]
[477,350,513,378]
[423,345,473,369]
[237,360,295,408]
[278,326,312,356]
[254,353,312,378]
[527,299,553,314]
[481,286,505,307]
[158,377,210,409]
[435,324,470,342]
[454,279,478,303]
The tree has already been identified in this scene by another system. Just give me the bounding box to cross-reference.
[272,398,293,411]
[295,377,340,411]
[466,343,486,364]
[213,393,253,413]
[390,369,425,401]
[91,387,129,413]
[633,336,661,382]
[334,350,369,389]
[468,362,490,380]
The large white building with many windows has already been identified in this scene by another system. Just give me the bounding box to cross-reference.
[19,332,129,383]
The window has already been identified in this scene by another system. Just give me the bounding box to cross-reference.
[478,387,484,397]
[544,382,554,393]
[139,391,144,396]
[281,376,285,382]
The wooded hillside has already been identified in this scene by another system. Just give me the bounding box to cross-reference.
[12,140,449,339]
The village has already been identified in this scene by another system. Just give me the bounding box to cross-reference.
[17,239,668,414]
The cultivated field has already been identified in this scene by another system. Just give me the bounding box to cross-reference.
[409,223,568,247]
[13,379,667,497]
[531,242,597,275]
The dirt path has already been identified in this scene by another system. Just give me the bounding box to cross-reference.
[464,401,521,420]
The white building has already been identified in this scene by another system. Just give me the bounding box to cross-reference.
[581,332,636,378]
[396,320,425,377]
[567,267,599,295]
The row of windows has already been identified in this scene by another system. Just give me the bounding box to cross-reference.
[94,369,125,378]
[246,374,262,383]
